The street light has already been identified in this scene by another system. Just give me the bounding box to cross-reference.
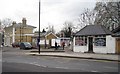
[38,0,41,54]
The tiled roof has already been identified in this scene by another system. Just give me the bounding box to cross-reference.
[15,23,36,28]
[74,25,112,36]
[4,23,36,28]
[33,32,58,39]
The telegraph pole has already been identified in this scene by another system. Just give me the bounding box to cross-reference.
[38,0,41,54]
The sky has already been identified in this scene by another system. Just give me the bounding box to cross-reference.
[0,0,96,33]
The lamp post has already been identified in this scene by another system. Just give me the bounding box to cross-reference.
[38,0,41,54]
[1,31,4,47]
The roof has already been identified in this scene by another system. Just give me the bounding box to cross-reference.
[45,32,58,39]
[112,25,120,37]
[4,23,36,29]
[74,25,112,36]
[33,32,58,39]
[15,23,36,28]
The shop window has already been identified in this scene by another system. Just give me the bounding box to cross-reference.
[75,36,87,46]
[94,37,106,46]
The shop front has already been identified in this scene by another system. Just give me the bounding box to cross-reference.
[73,25,116,54]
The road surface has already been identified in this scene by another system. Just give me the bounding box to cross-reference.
[2,47,119,73]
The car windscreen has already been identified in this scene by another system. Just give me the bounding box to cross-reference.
[24,42,31,46]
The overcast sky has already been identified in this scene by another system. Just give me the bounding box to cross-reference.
[0,0,96,32]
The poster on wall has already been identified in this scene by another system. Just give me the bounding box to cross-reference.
[75,37,81,46]
[75,37,85,46]
[94,38,106,46]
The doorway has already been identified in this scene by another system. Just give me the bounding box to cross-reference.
[88,37,93,53]
[116,38,120,54]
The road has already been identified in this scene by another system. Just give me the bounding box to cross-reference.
[2,47,119,73]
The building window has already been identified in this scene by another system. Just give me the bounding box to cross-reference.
[75,36,87,46]
[94,36,106,46]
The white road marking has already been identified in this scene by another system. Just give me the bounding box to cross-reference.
[28,62,47,67]
[91,70,98,72]
[55,66,69,69]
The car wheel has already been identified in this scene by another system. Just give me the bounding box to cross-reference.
[20,47,22,50]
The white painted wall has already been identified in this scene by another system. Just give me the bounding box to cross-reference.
[40,39,49,45]
[93,46,108,53]
[40,40,45,44]
[107,36,116,53]
[93,36,115,54]
[46,40,49,45]
[73,46,88,53]
[5,37,10,46]
[51,38,70,47]
[4,27,12,46]
[12,27,15,43]
[73,37,88,53]
[51,39,61,46]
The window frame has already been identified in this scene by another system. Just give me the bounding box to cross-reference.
[94,35,106,47]
[75,36,87,46]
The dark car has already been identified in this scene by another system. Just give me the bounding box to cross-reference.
[20,42,32,49]
[12,42,20,47]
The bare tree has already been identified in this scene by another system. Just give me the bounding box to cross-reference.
[94,2,120,31]
[63,21,73,31]
[47,25,55,33]
[61,21,75,37]
[1,18,13,28]
[77,8,96,28]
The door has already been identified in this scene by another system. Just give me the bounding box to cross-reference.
[49,39,51,48]
[88,37,93,53]
[116,38,120,54]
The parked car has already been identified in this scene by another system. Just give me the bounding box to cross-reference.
[20,42,32,49]
[12,42,20,47]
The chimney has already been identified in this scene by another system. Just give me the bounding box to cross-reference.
[22,18,27,26]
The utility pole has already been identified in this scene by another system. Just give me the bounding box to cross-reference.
[38,0,41,54]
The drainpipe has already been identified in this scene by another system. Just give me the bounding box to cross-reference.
[12,27,15,43]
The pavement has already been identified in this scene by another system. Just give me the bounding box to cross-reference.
[28,48,120,62]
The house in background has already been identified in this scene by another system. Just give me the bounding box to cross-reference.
[51,37,71,48]
[73,25,117,54]
[4,18,36,46]
[32,32,58,48]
